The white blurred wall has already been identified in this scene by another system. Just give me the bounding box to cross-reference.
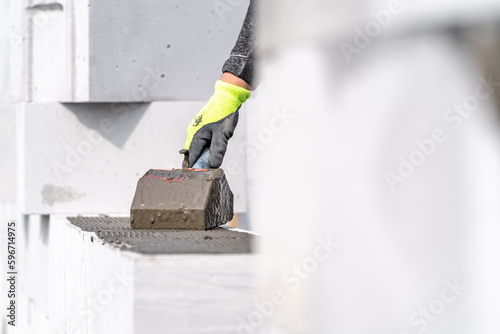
[251,1,500,333]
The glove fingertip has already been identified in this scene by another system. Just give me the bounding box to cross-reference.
[208,141,227,169]
[209,156,223,169]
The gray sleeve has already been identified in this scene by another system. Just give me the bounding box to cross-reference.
[221,0,257,88]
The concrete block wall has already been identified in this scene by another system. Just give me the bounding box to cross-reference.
[18,102,248,214]
[0,0,17,203]
[22,0,249,102]
[26,2,67,102]
[13,0,251,215]
[18,215,256,334]
[0,105,16,203]
[3,0,253,332]
[1,1,20,329]
[17,215,135,334]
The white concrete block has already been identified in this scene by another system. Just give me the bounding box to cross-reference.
[46,215,68,332]
[0,203,20,333]
[18,102,247,214]
[18,214,68,333]
[27,4,68,102]
[0,105,17,203]
[134,254,256,334]
[25,0,249,102]
[22,215,50,316]
[64,217,88,334]
[19,215,257,333]
[85,231,134,334]
[6,0,26,103]
[85,0,248,102]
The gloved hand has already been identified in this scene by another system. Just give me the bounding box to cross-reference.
[184,80,250,168]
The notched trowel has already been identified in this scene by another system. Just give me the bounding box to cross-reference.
[130,148,234,230]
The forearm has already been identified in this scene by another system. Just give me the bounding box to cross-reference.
[184,1,256,168]
[221,72,252,90]
[221,0,257,89]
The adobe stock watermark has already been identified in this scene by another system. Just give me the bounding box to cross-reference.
[50,65,166,183]
[397,278,466,334]
[59,268,133,334]
[10,4,63,48]
[235,236,339,334]
[225,107,296,178]
[385,74,500,192]
[213,0,245,19]
[340,0,423,64]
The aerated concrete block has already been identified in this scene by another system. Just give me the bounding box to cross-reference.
[18,102,247,214]
[130,169,233,230]
[27,3,68,102]
[68,216,254,254]
[23,0,248,102]
[21,216,255,333]
[0,105,16,202]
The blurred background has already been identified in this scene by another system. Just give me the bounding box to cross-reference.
[3,0,500,333]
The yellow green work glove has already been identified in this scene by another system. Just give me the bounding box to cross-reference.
[184,80,250,168]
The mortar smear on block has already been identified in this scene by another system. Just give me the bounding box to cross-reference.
[130,169,234,230]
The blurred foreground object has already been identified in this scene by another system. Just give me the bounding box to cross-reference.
[251,0,500,333]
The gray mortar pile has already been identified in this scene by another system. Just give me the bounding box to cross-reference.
[130,169,234,230]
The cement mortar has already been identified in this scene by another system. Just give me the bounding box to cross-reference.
[68,217,254,254]
[130,169,234,230]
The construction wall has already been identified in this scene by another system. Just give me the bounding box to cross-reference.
[0,0,16,204]
[4,0,250,215]
[0,0,252,333]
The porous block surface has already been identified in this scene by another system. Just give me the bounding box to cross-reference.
[68,216,253,254]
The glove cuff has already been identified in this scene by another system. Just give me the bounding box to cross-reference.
[215,80,251,104]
